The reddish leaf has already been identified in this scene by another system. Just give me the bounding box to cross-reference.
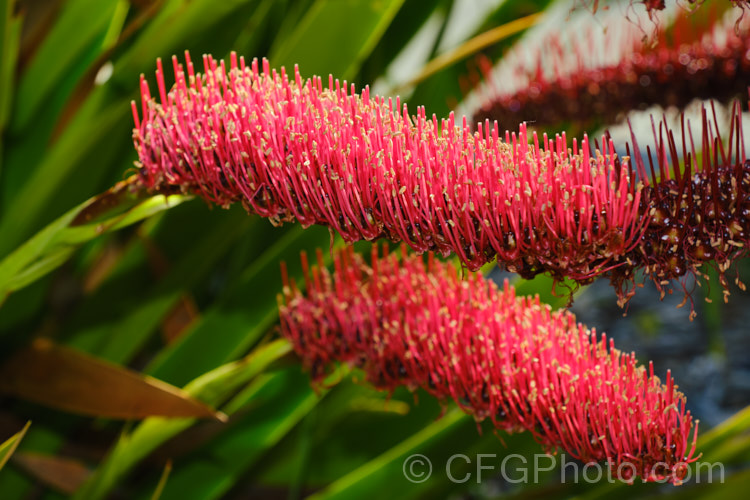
[0,339,227,420]
[161,295,199,344]
[13,452,91,494]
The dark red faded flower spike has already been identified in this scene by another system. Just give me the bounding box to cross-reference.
[473,13,750,135]
[133,53,645,284]
[577,0,749,18]
[649,0,750,16]
[278,245,700,484]
[610,101,750,312]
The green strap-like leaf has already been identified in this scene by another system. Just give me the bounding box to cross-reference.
[153,368,332,500]
[307,408,466,500]
[72,338,293,500]
[270,0,406,81]
[0,179,188,305]
[0,0,21,170]
[0,421,30,471]
[10,0,120,132]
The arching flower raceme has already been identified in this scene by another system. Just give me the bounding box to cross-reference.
[132,54,750,312]
[133,53,645,286]
[472,13,750,135]
[278,245,700,484]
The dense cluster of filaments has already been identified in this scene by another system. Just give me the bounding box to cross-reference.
[133,54,750,310]
[610,104,750,309]
[472,13,750,135]
[278,245,699,483]
[133,54,644,284]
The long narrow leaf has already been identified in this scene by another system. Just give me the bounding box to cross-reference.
[73,338,293,500]
[0,421,30,471]
[270,0,406,80]
[0,338,225,420]
[0,175,188,304]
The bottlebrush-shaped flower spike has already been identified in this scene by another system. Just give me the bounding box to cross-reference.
[278,245,700,484]
[133,54,750,313]
[472,12,750,134]
[133,53,646,284]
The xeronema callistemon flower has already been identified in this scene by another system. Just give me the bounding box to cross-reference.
[472,13,750,134]
[132,54,750,311]
[277,245,700,484]
[133,53,645,283]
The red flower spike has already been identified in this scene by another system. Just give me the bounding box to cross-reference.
[473,13,750,135]
[133,55,750,313]
[133,53,645,286]
[278,245,700,484]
